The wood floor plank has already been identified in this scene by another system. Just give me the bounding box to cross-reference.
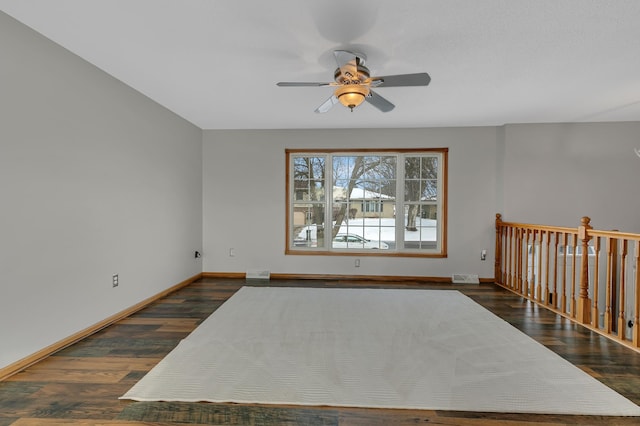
[117,402,339,425]
[2,278,640,425]
[338,410,566,426]
[8,369,128,383]
[10,419,180,426]
[19,357,161,372]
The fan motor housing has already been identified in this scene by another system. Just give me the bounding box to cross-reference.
[334,64,370,85]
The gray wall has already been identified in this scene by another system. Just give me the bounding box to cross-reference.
[202,128,499,279]
[0,12,203,369]
[502,122,640,232]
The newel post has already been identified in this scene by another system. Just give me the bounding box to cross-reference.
[495,214,502,285]
[576,216,593,324]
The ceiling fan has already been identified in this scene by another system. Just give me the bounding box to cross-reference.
[277,50,431,113]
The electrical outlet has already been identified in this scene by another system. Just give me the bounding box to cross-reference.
[229,248,235,257]
[112,274,119,288]
[355,259,360,267]
[481,249,487,261]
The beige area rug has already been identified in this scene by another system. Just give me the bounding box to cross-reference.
[120,287,640,416]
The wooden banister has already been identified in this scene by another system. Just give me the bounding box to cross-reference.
[495,214,640,353]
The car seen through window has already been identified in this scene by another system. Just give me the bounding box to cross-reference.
[332,233,389,250]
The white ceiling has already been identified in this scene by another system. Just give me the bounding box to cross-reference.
[2,0,640,130]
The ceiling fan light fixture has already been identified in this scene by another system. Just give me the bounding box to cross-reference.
[335,85,370,111]
[277,50,429,113]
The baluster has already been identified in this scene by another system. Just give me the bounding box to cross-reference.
[552,232,559,309]
[544,230,552,305]
[618,240,628,340]
[570,234,578,318]
[506,226,512,289]
[611,236,619,333]
[499,225,505,286]
[633,240,640,347]
[536,230,544,301]
[604,237,615,334]
[502,226,508,286]
[576,217,592,324]
[503,227,508,285]
[510,227,517,290]
[510,226,516,290]
[495,214,502,285]
[498,225,506,287]
[531,231,544,300]
[531,230,538,300]
[511,227,517,290]
[520,229,533,294]
[592,236,601,328]
[561,233,568,314]
[516,228,523,292]
[503,226,509,288]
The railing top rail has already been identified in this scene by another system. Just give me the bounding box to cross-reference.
[497,221,576,234]
[590,229,640,241]
[497,218,640,241]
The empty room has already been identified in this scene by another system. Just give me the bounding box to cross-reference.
[2,1,640,425]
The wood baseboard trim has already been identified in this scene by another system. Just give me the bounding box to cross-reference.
[201,272,246,279]
[0,273,202,382]
[202,271,494,283]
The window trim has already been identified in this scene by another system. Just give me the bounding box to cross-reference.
[285,148,448,258]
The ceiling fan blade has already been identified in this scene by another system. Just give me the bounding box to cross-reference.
[277,82,332,87]
[369,72,431,87]
[314,95,339,113]
[366,90,395,112]
[334,50,358,77]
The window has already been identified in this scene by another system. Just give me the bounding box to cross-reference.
[286,149,447,257]
[362,200,382,213]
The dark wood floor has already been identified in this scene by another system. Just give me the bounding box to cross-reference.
[2,278,640,425]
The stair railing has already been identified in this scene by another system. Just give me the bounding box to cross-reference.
[495,214,640,351]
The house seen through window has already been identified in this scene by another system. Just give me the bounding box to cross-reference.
[286,149,447,257]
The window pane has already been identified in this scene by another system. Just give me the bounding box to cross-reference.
[333,156,355,189]
[405,179,421,202]
[293,156,325,202]
[405,157,421,178]
[293,204,325,248]
[423,179,437,200]
[293,156,319,179]
[330,154,397,250]
[405,156,439,202]
[403,204,437,249]
[421,156,438,179]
